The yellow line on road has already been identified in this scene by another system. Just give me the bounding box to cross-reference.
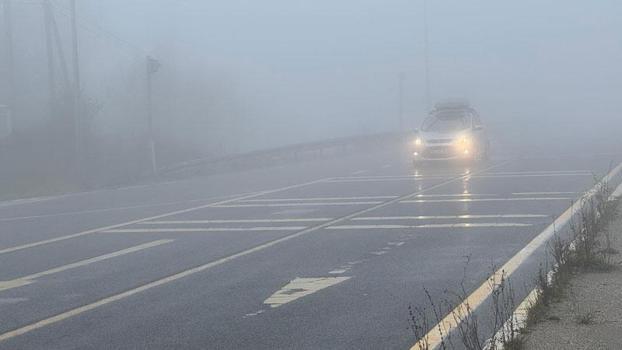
[410,161,622,350]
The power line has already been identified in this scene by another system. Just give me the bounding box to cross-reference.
[49,0,148,57]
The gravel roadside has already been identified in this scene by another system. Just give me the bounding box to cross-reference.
[522,200,622,350]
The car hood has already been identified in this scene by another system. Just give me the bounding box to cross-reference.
[419,130,466,141]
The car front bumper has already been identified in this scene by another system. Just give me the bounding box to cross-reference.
[413,145,475,162]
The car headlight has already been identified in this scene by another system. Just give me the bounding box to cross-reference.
[456,136,471,147]
[414,137,423,146]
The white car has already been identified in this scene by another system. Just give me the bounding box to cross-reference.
[412,101,489,164]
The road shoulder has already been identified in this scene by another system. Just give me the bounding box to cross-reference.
[523,200,622,349]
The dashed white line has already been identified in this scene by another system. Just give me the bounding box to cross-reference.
[243,309,265,318]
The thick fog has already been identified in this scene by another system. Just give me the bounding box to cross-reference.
[1,0,622,188]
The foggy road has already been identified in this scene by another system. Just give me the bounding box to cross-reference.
[4,0,622,348]
[0,147,620,350]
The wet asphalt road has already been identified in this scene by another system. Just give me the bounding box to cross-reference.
[0,148,620,349]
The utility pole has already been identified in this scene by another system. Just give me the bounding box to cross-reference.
[146,56,160,176]
[70,0,81,94]
[70,0,82,170]
[3,0,15,120]
[43,1,56,116]
[50,8,70,90]
[423,0,431,112]
[398,72,405,131]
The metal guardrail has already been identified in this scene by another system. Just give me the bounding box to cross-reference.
[160,132,407,178]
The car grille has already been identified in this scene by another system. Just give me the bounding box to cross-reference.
[423,146,454,158]
[426,138,453,144]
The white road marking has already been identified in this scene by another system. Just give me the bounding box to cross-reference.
[0,197,52,208]
[214,201,383,208]
[413,193,495,198]
[142,218,332,224]
[351,170,368,175]
[243,309,265,318]
[370,251,387,255]
[388,241,406,246]
[352,214,547,221]
[0,193,259,222]
[411,223,533,228]
[326,172,592,183]
[0,297,29,305]
[328,223,532,230]
[240,196,397,202]
[103,226,307,233]
[272,208,317,215]
[0,178,328,256]
[485,170,591,175]
[328,269,349,274]
[0,240,173,292]
[473,173,591,179]
[512,191,578,196]
[263,277,351,308]
[411,161,622,350]
[400,197,570,203]
[326,177,422,183]
[0,161,507,343]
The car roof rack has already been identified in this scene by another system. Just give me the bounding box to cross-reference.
[433,99,471,111]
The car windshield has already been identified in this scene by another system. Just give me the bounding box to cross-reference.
[421,112,470,133]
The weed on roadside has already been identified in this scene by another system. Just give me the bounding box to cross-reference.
[574,310,597,325]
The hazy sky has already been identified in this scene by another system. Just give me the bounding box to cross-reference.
[7,0,622,153]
